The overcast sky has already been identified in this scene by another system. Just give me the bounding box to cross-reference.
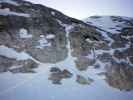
[26,0,133,19]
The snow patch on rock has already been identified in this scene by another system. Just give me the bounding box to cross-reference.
[46,34,55,39]
[0,8,30,17]
[96,29,114,46]
[36,35,51,49]
[57,19,74,37]
[51,11,55,16]
[0,45,32,61]
[0,0,19,6]
[19,28,32,39]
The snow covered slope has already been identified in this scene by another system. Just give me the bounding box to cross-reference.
[84,16,133,34]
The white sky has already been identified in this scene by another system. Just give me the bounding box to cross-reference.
[26,0,133,19]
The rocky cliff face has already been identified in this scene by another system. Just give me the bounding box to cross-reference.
[0,0,133,91]
[0,0,101,68]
